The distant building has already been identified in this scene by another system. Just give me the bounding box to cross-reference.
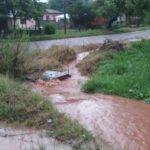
[8,9,71,29]
[43,9,62,22]
[92,17,106,27]
[8,13,36,29]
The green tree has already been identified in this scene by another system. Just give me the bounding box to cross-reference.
[48,0,77,12]
[125,0,150,26]
[70,0,96,30]
[95,0,125,29]
[31,0,46,32]
[0,0,9,32]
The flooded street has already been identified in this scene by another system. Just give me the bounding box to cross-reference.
[31,52,150,150]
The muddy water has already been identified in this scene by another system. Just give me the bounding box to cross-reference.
[31,52,150,150]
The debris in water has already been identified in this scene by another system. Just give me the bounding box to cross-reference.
[42,71,71,81]
[47,118,53,124]
[77,52,90,62]
[36,79,61,87]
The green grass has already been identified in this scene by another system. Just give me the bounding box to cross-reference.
[0,75,93,145]
[30,25,150,41]
[82,40,150,102]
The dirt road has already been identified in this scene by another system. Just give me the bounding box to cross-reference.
[30,30,150,50]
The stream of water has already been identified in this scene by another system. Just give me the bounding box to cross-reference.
[31,52,150,150]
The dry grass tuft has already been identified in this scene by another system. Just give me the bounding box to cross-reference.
[101,39,125,51]
[77,51,104,76]
[26,45,76,77]
[28,58,62,73]
[75,44,101,53]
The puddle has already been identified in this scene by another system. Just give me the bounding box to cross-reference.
[30,52,150,150]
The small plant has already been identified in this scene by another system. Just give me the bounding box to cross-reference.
[44,24,56,35]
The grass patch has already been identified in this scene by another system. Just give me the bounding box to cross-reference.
[77,40,124,76]
[82,40,150,102]
[0,75,93,146]
[30,25,150,41]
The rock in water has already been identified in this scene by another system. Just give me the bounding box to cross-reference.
[41,71,71,81]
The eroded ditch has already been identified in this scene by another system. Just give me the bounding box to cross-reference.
[30,52,150,150]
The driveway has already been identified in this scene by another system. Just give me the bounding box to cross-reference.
[29,30,150,50]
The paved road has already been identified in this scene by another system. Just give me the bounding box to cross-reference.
[29,30,150,50]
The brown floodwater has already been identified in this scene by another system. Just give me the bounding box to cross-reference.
[30,53,150,150]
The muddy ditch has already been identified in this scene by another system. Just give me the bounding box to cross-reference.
[28,50,150,150]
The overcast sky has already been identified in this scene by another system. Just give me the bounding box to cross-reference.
[39,0,48,3]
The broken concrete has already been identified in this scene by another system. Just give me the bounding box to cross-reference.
[42,71,71,81]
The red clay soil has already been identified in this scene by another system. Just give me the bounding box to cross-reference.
[30,55,150,150]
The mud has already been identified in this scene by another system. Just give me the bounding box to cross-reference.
[0,126,72,150]
[31,52,150,150]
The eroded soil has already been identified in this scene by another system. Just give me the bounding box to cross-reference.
[31,52,150,150]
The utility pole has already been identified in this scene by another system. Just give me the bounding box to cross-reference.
[63,0,67,34]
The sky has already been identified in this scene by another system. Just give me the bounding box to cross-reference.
[39,0,48,2]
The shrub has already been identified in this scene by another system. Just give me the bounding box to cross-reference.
[44,24,56,35]
[144,12,150,24]
[0,34,30,78]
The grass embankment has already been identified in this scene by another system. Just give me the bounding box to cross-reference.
[30,25,150,41]
[82,40,150,102]
[0,37,76,79]
[0,75,94,147]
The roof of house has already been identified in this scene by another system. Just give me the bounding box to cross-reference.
[45,9,62,14]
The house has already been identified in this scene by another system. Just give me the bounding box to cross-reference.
[43,9,62,22]
[55,13,71,28]
[92,17,106,27]
[8,13,36,29]
[8,9,70,30]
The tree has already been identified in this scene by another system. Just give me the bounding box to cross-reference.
[95,0,125,29]
[125,0,150,26]
[31,0,46,32]
[48,0,77,12]
[69,0,96,30]
[0,0,9,32]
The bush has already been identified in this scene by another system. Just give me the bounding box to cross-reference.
[44,24,56,35]
[144,12,150,24]
[0,34,31,78]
